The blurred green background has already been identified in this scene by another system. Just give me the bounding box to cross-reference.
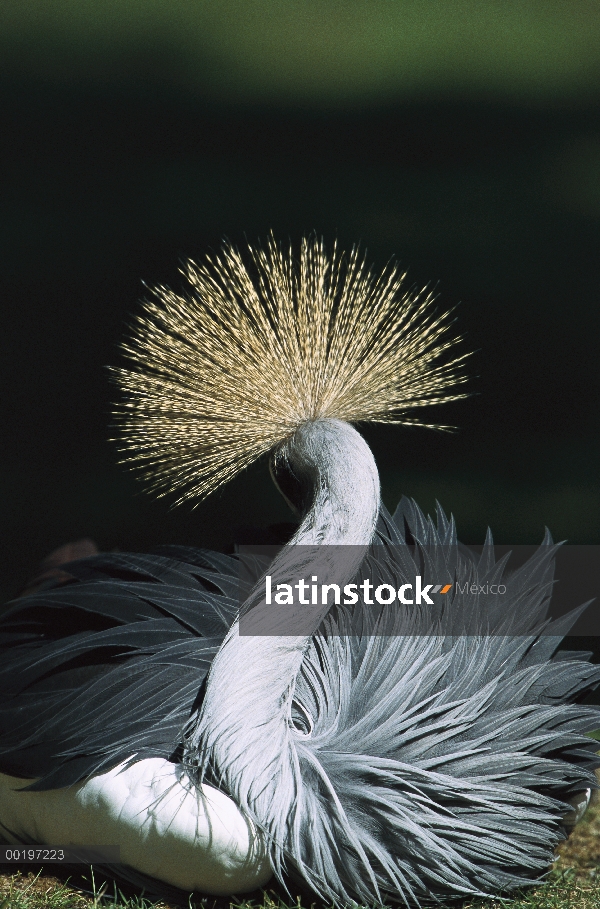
[1,1,599,604]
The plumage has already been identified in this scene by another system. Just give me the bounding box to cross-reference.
[0,548,240,787]
[1,236,599,907]
[112,234,469,503]
[1,500,599,904]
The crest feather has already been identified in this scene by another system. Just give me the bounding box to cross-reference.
[113,235,469,503]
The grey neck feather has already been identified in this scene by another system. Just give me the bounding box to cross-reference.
[274,418,381,547]
[186,419,380,813]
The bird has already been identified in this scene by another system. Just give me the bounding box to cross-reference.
[0,234,599,907]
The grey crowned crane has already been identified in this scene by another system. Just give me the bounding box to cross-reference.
[0,236,598,907]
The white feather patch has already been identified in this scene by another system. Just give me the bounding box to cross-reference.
[0,759,271,894]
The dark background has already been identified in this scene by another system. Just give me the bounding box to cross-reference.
[1,3,599,605]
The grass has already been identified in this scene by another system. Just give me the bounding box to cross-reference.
[3,799,600,909]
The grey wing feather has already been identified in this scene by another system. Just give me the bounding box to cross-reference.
[0,549,241,788]
[259,499,600,905]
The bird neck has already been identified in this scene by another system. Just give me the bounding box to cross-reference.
[280,418,381,547]
[243,418,380,634]
[188,419,380,817]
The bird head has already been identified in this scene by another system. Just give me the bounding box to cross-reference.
[112,234,469,509]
